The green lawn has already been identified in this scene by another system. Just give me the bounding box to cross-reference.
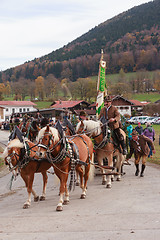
[131,93,160,103]
[35,101,53,109]
[0,146,4,168]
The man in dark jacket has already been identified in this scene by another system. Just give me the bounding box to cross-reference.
[126,130,156,177]
[135,122,143,135]
[99,95,127,155]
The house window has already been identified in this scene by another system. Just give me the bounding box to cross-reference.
[27,108,29,112]
[19,108,22,112]
[23,108,26,112]
[12,108,15,113]
[6,108,8,111]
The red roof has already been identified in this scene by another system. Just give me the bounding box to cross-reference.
[129,100,150,106]
[0,101,36,106]
[51,100,89,109]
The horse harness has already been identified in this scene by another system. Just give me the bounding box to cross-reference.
[6,141,40,173]
[38,131,90,166]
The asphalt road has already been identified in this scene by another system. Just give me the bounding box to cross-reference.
[0,130,160,240]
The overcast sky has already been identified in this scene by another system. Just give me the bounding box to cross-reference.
[0,0,151,71]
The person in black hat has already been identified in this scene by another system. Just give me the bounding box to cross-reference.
[79,110,87,121]
[126,129,156,177]
[99,95,127,155]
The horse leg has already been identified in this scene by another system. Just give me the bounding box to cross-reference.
[63,184,69,205]
[116,153,124,181]
[56,173,68,211]
[76,165,84,189]
[97,155,107,185]
[80,164,90,199]
[40,171,48,201]
[21,172,35,208]
[75,170,80,186]
[106,155,113,188]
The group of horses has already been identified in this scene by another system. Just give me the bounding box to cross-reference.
[2,118,127,211]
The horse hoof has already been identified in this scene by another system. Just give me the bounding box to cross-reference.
[34,196,39,202]
[76,182,80,186]
[111,178,114,182]
[56,206,63,211]
[80,194,86,199]
[40,196,46,201]
[106,184,111,189]
[102,180,107,185]
[116,178,121,182]
[23,204,30,209]
[63,200,69,205]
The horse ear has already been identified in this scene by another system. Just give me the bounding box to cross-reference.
[81,120,84,127]
[46,125,50,131]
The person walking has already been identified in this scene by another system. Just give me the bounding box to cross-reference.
[126,130,156,177]
[99,95,127,155]
[142,122,155,158]
[126,121,133,146]
[135,122,143,135]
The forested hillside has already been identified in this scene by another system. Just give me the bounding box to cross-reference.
[0,0,160,102]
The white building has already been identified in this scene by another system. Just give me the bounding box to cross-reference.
[0,101,37,122]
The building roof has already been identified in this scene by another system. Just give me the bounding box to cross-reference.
[74,109,96,115]
[129,100,150,106]
[51,100,89,109]
[0,101,37,106]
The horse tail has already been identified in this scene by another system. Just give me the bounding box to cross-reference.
[89,152,95,181]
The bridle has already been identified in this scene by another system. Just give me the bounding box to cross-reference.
[38,131,68,163]
[5,141,38,172]
[5,149,22,171]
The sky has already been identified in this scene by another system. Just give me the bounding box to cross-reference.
[0,0,151,71]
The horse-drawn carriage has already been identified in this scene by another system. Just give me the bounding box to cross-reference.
[2,118,128,211]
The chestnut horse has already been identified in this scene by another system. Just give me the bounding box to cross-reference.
[37,124,94,211]
[76,120,126,188]
[19,120,41,141]
[3,138,52,209]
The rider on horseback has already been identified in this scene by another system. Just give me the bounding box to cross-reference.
[99,95,127,155]
[79,110,87,121]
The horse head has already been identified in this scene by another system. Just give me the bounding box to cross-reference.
[3,139,25,174]
[37,125,60,159]
[76,120,102,138]
[63,119,75,136]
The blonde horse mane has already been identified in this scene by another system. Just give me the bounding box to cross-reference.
[76,120,102,136]
[2,139,25,159]
[37,126,59,143]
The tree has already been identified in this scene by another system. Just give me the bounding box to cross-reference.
[0,83,5,100]
[4,81,11,97]
[35,76,45,100]
[44,74,60,99]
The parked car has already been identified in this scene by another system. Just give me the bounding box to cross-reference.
[142,116,156,124]
[128,116,148,124]
[155,117,160,124]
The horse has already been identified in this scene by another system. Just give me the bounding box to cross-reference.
[3,138,52,209]
[19,119,41,142]
[76,120,126,188]
[37,123,94,211]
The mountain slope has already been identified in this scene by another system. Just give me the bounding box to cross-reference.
[44,0,160,61]
[2,0,160,83]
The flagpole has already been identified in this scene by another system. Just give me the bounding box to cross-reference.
[96,49,106,119]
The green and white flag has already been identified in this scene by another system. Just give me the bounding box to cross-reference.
[96,50,106,118]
